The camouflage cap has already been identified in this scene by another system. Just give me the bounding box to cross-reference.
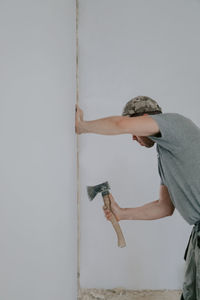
[122,96,162,117]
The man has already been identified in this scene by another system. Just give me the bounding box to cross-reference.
[75,96,200,300]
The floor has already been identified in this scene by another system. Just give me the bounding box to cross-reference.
[79,288,182,300]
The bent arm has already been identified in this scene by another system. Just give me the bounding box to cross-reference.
[103,185,175,221]
[116,185,174,221]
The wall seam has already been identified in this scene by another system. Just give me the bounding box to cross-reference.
[76,0,80,297]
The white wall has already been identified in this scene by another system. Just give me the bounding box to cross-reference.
[0,1,77,299]
[79,0,200,289]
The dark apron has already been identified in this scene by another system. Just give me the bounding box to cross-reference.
[184,221,200,261]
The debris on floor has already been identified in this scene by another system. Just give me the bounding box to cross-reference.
[79,288,182,300]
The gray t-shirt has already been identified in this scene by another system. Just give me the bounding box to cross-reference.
[149,113,200,225]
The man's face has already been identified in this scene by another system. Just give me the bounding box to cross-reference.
[132,135,155,148]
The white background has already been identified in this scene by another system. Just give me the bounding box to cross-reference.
[0,1,77,299]
[1,0,200,297]
[79,0,200,289]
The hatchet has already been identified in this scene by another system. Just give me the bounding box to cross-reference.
[87,181,126,248]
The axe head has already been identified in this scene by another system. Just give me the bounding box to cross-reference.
[87,181,110,201]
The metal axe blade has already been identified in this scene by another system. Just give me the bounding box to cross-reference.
[87,181,110,201]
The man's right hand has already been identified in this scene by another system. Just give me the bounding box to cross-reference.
[103,193,123,222]
[75,104,84,134]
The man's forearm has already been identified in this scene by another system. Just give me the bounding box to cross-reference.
[80,116,126,135]
[120,200,173,220]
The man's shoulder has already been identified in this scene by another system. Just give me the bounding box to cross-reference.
[158,112,185,119]
[149,112,193,141]
[152,112,189,124]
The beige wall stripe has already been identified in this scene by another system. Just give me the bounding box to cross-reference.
[76,0,81,296]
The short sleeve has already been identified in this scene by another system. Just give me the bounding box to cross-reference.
[148,113,193,151]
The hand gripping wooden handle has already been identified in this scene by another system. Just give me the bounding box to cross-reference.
[103,194,126,248]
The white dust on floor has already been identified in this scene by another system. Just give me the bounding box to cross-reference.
[79,288,182,300]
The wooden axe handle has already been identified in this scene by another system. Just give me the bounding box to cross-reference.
[103,194,126,248]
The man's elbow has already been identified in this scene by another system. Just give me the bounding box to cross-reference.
[160,203,175,217]
[167,206,175,217]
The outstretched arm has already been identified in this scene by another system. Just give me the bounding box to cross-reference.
[75,105,160,137]
[104,185,175,221]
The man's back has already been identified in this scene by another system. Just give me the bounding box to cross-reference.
[149,113,200,224]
